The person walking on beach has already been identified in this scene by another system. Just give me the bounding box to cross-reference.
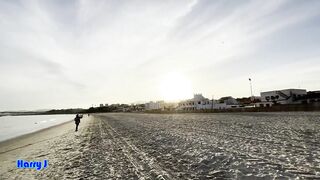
[74,114,82,132]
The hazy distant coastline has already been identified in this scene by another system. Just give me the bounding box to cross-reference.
[1,103,320,118]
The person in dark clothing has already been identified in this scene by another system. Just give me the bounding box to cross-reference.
[74,114,82,132]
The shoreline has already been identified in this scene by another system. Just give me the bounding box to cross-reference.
[0,113,319,179]
[0,116,90,179]
[0,119,73,153]
[0,114,75,143]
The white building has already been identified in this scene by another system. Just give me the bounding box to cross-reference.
[177,94,239,111]
[145,101,165,111]
[257,89,307,107]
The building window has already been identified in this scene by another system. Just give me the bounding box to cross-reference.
[266,96,270,101]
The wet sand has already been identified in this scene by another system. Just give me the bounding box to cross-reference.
[0,113,320,179]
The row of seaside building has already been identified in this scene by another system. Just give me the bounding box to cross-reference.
[145,88,320,111]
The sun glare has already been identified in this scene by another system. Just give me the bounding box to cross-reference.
[159,72,193,101]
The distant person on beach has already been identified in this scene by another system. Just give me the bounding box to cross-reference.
[74,114,82,132]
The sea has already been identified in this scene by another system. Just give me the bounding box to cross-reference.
[0,114,74,142]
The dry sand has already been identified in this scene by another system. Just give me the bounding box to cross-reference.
[0,112,320,180]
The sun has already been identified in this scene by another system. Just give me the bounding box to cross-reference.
[159,72,193,101]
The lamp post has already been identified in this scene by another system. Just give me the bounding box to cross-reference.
[249,78,253,101]
[211,95,214,110]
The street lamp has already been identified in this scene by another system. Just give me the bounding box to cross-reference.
[211,95,214,110]
[249,78,253,101]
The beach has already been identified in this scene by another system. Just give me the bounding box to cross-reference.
[0,112,320,179]
[0,117,88,179]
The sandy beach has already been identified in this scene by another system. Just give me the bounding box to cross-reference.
[0,112,320,179]
[0,116,92,179]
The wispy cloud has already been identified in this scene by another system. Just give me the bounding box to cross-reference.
[0,0,319,110]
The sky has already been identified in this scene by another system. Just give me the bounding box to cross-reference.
[1,0,320,111]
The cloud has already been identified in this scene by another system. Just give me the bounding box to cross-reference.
[0,0,320,110]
